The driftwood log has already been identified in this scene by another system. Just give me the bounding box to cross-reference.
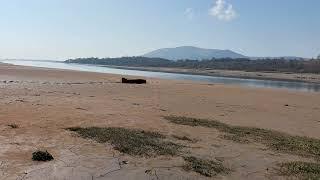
[122,78,146,84]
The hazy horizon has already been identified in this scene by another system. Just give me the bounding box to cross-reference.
[0,0,319,60]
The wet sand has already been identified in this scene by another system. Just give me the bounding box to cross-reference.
[1,63,320,179]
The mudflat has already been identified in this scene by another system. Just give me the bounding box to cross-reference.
[1,63,320,180]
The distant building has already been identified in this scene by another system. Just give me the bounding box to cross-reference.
[317,54,320,60]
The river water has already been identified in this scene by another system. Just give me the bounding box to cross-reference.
[2,60,320,92]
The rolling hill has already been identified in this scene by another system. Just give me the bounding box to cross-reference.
[143,46,247,60]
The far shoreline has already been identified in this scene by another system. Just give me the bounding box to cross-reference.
[84,64,320,84]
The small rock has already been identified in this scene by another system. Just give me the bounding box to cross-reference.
[32,150,54,161]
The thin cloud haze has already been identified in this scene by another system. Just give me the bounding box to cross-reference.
[209,0,237,21]
[184,8,195,20]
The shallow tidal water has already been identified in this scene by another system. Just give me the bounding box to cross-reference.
[2,60,320,92]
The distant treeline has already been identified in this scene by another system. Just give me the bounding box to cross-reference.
[66,57,320,74]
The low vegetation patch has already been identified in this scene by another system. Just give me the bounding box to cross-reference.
[67,126,230,177]
[172,135,195,142]
[183,156,229,177]
[32,150,54,161]
[164,116,320,158]
[8,124,18,129]
[67,127,182,157]
[220,134,250,143]
[278,161,320,180]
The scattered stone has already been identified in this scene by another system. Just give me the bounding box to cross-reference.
[121,160,128,165]
[32,150,54,161]
[8,124,18,129]
[76,107,88,111]
[15,99,26,102]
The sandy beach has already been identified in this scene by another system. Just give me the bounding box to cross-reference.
[1,63,320,180]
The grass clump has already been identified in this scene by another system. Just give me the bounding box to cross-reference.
[164,116,320,158]
[220,134,250,143]
[278,161,320,180]
[8,124,18,128]
[32,150,54,161]
[172,135,195,142]
[183,156,229,177]
[67,127,182,157]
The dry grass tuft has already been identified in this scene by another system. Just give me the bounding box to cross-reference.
[278,161,320,180]
[183,156,230,177]
[67,127,182,157]
[164,116,320,158]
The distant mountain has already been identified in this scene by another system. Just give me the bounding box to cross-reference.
[143,46,246,61]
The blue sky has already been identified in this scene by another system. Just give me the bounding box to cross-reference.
[0,0,319,60]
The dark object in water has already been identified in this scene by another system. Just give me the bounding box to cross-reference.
[32,150,54,161]
[122,78,146,84]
